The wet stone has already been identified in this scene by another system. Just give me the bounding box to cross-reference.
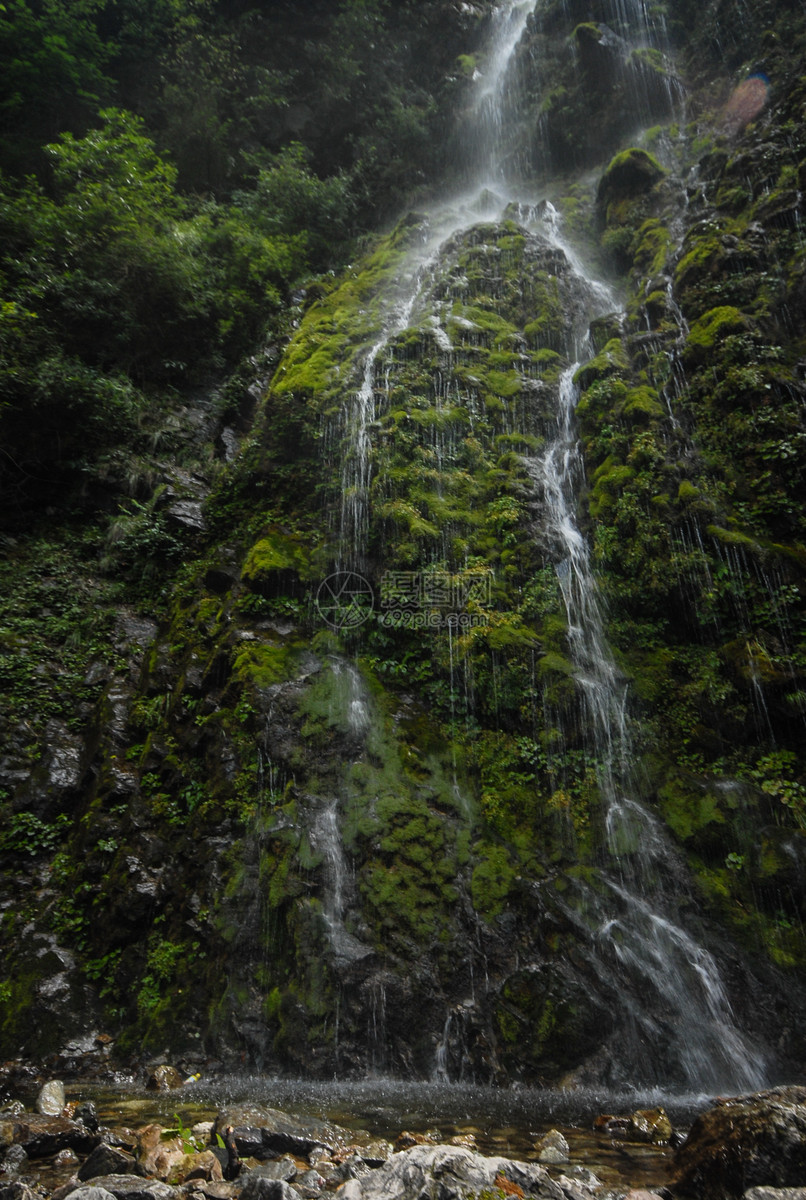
[242,1160,296,1184]
[69,1176,179,1200]
[36,1080,66,1117]
[78,1144,137,1181]
[536,1130,570,1164]
[239,1177,298,1200]
[146,1065,184,1091]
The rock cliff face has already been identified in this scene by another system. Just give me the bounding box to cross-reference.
[1,0,806,1087]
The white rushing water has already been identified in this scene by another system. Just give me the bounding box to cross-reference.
[531,365,766,1090]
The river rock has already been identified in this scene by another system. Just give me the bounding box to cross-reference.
[744,1191,806,1200]
[238,1177,297,1200]
[0,1184,39,1200]
[9,1113,98,1158]
[66,1176,178,1200]
[294,1169,327,1198]
[146,1066,184,1091]
[37,1080,67,1116]
[0,1145,27,1175]
[213,1108,346,1160]
[241,1160,296,1184]
[536,1130,569,1164]
[180,1185,238,1200]
[673,1088,806,1200]
[60,1190,118,1200]
[179,1151,223,1182]
[334,1144,564,1200]
[78,1143,137,1180]
[75,1103,100,1132]
[629,1109,672,1143]
[351,1140,392,1167]
[136,1126,183,1181]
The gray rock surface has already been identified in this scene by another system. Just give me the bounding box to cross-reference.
[333,1144,564,1200]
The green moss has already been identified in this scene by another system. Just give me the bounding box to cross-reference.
[631,219,672,275]
[574,22,604,43]
[683,306,748,365]
[574,339,629,389]
[598,148,665,209]
[658,777,726,842]
[242,527,316,587]
[472,844,517,919]
[621,385,665,423]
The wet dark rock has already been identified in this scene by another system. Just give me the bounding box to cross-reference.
[335,1145,565,1200]
[35,1079,66,1116]
[31,720,85,795]
[75,1104,100,1133]
[598,148,665,210]
[78,1144,137,1181]
[212,1109,346,1160]
[673,1088,806,1200]
[9,1113,99,1158]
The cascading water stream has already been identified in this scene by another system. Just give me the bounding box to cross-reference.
[532,366,767,1091]
[337,0,538,571]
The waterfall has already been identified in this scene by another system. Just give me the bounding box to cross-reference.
[532,366,767,1091]
[317,0,768,1089]
[335,0,541,571]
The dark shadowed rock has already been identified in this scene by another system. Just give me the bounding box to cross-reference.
[78,1143,137,1181]
[673,1088,806,1200]
[9,1114,99,1158]
[212,1108,347,1159]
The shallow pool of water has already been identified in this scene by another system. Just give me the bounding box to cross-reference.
[68,1076,720,1192]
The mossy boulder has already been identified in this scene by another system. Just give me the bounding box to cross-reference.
[682,306,749,366]
[597,148,665,211]
[241,528,317,594]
